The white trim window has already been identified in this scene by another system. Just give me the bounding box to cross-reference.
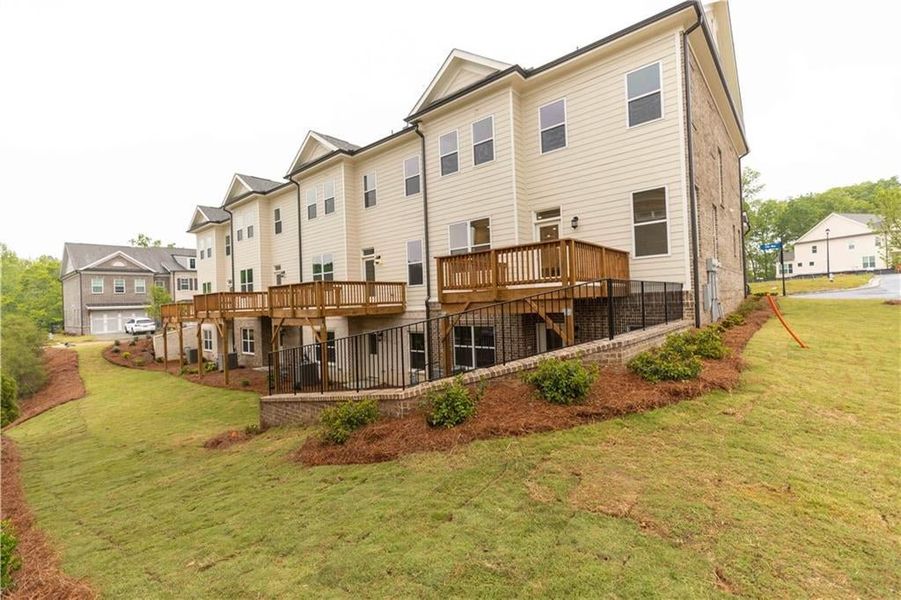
[453,325,496,370]
[247,224,254,239]
[274,207,283,234]
[811,245,818,254]
[439,131,459,176]
[202,328,213,351]
[241,328,255,355]
[188,257,196,269]
[862,255,876,269]
[177,277,196,291]
[307,188,317,220]
[632,187,669,257]
[324,180,336,214]
[778,262,793,275]
[91,277,103,294]
[225,235,231,256]
[449,218,491,255]
[239,268,254,292]
[134,278,146,294]
[202,282,212,294]
[406,239,424,286]
[236,229,243,242]
[363,173,377,208]
[404,156,421,196]
[626,62,662,127]
[539,99,566,153]
[113,278,126,294]
[312,254,334,281]
[472,116,494,165]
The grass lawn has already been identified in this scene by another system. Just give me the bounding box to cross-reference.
[749,273,873,295]
[7,300,900,598]
[44,333,96,346]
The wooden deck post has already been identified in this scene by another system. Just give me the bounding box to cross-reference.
[197,319,204,378]
[223,319,229,385]
[178,322,184,366]
[162,319,169,372]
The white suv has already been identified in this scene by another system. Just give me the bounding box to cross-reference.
[125,318,157,334]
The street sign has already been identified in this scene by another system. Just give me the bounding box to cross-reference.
[759,242,783,251]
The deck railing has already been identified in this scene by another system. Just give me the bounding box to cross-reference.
[269,278,684,395]
[437,239,630,302]
[193,291,269,317]
[268,281,406,316]
[160,301,196,321]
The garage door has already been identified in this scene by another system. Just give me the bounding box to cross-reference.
[89,310,147,335]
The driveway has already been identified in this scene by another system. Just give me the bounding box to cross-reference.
[795,273,901,300]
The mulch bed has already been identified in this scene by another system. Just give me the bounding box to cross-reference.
[9,348,86,427]
[102,339,270,395]
[2,350,95,598]
[297,300,771,466]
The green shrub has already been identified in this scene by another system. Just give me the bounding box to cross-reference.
[204,361,218,373]
[111,346,120,354]
[523,358,598,405]
[240,378,251,387]
[0,314,47,397]
[423,377,482,428]
[628,349,702,382]
[1,519,21,592]
[133,357,145,367]
[178,365,198,376]
[129,339,137,347]
[320,398,380,444]
[664,328,728,360]
[122,351,131,360]
[113,339,120,346]
[720,312,745,329]
[736,297,761,316]
[155,357,163,364]
[244,423,265,436]
[1,375,19,428]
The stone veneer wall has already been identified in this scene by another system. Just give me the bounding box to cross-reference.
[260,319,690,427]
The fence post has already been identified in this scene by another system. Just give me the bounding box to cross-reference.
[607,278,615,340]
[640,281,646,330]
[664,283,669,324]
[400,331,406,390]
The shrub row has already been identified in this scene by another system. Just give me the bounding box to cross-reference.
[1,374,19,427]
[1,519,21,592]
[320,398,380,444]
[523,358,598,405]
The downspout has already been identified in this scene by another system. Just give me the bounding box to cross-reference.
[291,178,303,347]
[223,207,237,355]
[78,272,83,334]
[739,166,749,296]
[683,15,703,328]
[413,123,433,377]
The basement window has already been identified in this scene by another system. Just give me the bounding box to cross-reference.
[453,325,495,370]
[241,328,255,355]
[626,62,662,127]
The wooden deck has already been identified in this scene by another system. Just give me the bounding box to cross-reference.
[436,238,630,304]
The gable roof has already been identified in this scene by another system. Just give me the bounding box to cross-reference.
[794,212,882,244]
[409,49,512,116]
[189,205,230,233]
[312,132,359,152]
[223,173,289,207]
[286,131,361,175]
[285,126,416,178]
[61,242,197,279]
[837,213,881,227]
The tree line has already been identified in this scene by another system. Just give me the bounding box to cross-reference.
[742,172,900,281]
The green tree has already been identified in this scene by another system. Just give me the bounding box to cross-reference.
[871,186,901,267]
[1,374,19,427]
[129,233,162,247]
[1,244,62,331]
[0,314,47,397]
[147,285,172,321]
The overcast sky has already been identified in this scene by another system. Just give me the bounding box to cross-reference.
[1,0,898,259]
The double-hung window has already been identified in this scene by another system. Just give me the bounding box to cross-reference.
[225,235,231,256]
[862,256,876,268]
[632,187,669,257]
[324,180,336,214]
[848,242,855,250]
[135,279,146,294]
[307,188,317,220]
[453,325,495,370]
[239,268,254,292]
[113,279,126,294]
[177,278,194,291]
[539,99,566,153]
[314,331,336,363]
[312,254,334,281]
[241,328,255,355]
[202,328,213,351]
[472,116,494,165]
[811,245,817,254]
[449,218,490,254]
[439,131,459,175]
[91,277,103,294]
[274,208,283,234]
[363,173,377,208]
[247,224,254,239]
[202,282,212,294]
[403,156,421,196]
[409,332,426,370]
[237,229,244,242]
[406,240,423,286]
[626,62,662,127]
[188,257,196,269]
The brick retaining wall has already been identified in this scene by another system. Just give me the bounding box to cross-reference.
[260,319,690,427]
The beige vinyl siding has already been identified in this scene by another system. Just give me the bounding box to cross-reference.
[346,135,426,307]
[510,88,530,243]
[194,224,228,293]
[300,163,348,281]
[420,87,516,295]
[263,187,298,287]
[231,200,264,289]
[520,30,686,285]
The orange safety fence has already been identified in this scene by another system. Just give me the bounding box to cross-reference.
[765,294,808,349]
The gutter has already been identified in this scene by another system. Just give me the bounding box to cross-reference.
[683,16,703,327]
[413,123,433,377]
[284,126,417,179]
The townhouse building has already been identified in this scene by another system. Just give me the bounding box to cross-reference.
[61,243,197,335]
[172,0,748,384]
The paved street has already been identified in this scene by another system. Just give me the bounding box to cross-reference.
[796,273,901,300]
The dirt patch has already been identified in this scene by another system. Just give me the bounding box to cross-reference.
[102,339,269,395]
[297,301,771,466]
[884,299,901,306]
[1,437,95,599]
[203,429,252,449]
[9,348,86,427]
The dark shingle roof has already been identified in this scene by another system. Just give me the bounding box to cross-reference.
[61,242,196,278]
[312,131,360,152]
[235,174,284,193]
[197,205,230,223]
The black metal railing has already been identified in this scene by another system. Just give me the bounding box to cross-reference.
[268,278,684,395]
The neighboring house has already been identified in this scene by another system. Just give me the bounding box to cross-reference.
[60,243,197,335]
[776,213,889,278]
[182,0,748,368]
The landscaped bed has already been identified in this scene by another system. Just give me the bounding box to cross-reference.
[9,348,85,427]
[297,298,771,466]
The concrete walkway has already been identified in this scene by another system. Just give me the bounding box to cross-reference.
[795,273,901,300]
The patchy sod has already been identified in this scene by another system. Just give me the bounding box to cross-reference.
[5,299,900,598]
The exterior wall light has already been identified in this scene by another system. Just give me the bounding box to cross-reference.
[571,216,580,229]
